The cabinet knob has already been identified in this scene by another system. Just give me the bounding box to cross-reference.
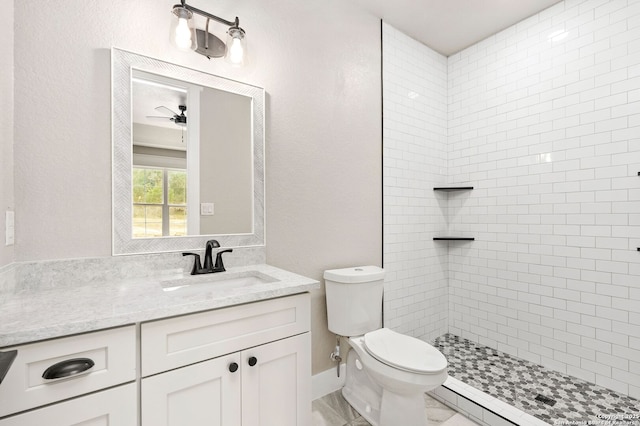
[228,362,239,373]
[248,356,257,367]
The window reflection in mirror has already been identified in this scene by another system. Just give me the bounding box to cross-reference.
[131,70,253,239]
[132,167,187,237]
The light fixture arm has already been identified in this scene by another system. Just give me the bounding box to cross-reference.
[204,18,210,50]
[175,0,240,29]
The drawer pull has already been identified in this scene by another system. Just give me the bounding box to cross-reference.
[248,356,257,367]
[42,358,95,380]
[228,362,239,373]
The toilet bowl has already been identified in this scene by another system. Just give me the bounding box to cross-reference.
[324,266,448,426]
[342,329,447,426]
[351,328,448,394]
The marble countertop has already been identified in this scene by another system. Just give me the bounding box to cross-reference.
[0,264,319,348]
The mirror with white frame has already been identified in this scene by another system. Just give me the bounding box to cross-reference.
[112,48,264,255]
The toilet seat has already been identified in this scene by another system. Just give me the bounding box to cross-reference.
[363,328,447,374]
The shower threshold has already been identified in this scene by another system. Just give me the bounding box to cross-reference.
[428,334,640,426]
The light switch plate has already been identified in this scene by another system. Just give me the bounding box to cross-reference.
[200,203,215,216]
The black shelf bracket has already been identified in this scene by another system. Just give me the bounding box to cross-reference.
[434,237,475,241]
[433,187,474,192]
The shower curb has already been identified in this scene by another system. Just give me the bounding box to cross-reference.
[430,377,551,426]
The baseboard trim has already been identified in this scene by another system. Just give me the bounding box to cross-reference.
[312,364,346,401]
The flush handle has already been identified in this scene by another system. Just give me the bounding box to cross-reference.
[42,358,95,380]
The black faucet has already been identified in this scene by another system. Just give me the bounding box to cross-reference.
[203,239,220,271]
[182,240,233,275]
[214,249,233,272]
[182,252,206,275]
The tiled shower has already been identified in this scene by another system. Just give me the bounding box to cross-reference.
[382,20,449,342]
[382,0,639,419]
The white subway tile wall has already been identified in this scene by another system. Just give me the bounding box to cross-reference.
[383,0,640,400]
[448,0,639,398]
[382,23,449,341]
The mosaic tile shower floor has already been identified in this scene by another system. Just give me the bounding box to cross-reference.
[433,334,640,425]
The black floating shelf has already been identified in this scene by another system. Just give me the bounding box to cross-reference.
[433,186,474,192]
[434,237,475,241]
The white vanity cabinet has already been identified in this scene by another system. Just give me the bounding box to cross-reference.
[0,290,314,426]
[0,383,137,426]
[0,326,137,425]
[140,293,311,426]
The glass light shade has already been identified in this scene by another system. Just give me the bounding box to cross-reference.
[224,27,247,66]
[170,7,197,51]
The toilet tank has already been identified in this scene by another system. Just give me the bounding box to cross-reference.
[324,266,385,337]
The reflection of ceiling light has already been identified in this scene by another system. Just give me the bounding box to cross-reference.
[408,91,420,99]
[547,30,568,43]
[162,285,189,292]
[132,77,187,93]
[539,153,552,163]
[170,0,248,66]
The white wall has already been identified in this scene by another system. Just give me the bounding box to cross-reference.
[11,0,381,375]
[382,23,449,341]
[448,0,640,398]
[0,0,14,268]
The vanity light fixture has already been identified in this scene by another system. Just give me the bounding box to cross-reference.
[170,0,247,66]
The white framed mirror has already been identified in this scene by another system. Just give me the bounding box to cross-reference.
[112,48,264,255]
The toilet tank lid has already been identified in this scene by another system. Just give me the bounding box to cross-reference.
[323,266,384,283]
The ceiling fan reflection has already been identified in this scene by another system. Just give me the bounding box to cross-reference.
[146,105,187,127]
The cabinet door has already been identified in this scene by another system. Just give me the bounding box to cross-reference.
[241,333,311,426]
[141,353,241,426]
[0,383,136,426]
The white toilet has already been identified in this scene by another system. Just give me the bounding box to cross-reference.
[324,266,448,426]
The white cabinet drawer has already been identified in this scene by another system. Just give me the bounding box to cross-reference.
[0,326,136,417]
[0,383,137,426]
[141,293,310,376]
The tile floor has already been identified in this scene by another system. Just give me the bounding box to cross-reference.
[433,334,640,425]
[314,333,640,425]
[312,389,479,426]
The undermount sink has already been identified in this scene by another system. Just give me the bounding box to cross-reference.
[161,271,278,294]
